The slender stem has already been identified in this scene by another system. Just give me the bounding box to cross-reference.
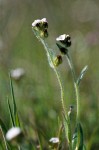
[34,32,72,149]
[41,39,66,115]
[0,126,9,150]
[66,52,80,122]
[75,83,80,122]
[41,39,73,149]
[66,52,76,84]
[18,146,21,150]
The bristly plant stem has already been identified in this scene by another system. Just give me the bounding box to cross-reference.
[66,52,80,122]
[40,38,66,116]
[32,22,72,149]
[40,39,73,150]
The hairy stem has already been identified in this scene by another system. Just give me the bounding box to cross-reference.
[33,31,72,149]
[41,38,66,115]
[66,52,80,122]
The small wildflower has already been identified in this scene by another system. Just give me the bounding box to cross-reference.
[53,55,62,66]
[32,18,48,38]
[49,137,59,148]
[49,137,59,143]
[6,127,23,144]
[56,34,71,54]
[10,68,25,81]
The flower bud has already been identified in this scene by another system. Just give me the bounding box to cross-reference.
[68,105,74,119]
[53,55,62,66]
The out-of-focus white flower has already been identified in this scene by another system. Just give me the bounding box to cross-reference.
[10,68,25,81]
[49,137,59,144]
[6,127,22,141]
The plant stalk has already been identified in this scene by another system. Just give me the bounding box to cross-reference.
[66,52,80,122]
[41,38,66,116]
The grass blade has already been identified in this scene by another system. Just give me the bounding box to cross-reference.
[9,74,16,116]
[7,97,15,127]
[0,126,9,150]
[0,118,7,134]
[9,74,20,127]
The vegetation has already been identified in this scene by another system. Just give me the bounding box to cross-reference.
[0,1,99,149]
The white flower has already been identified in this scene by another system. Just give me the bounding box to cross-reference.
[10,68,25,80]
[56,34,71,54]
[56,34,67,42]
[6,127,22,141]
[49,137,59,144]
[32,19,41,27]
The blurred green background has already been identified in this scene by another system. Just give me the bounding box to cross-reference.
[0,0,99,149]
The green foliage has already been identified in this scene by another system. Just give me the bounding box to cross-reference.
[0,12,99,149]
[77,66,88,86]
[72,123,84,150]
[9,75,20,127]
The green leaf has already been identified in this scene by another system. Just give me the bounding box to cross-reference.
[15,113,20,127]
[0,118,7,134]
[9,74,20,127]
[7,97,15,127]
[9,74,16,116]
[63,113,72,147]
[72,123,84,150]
[0,126,10,150]
[77,66,88,86]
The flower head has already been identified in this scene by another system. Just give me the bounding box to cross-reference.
[56,34,71,54]
[6,127,24,144]
[49,137,59,144]
[32,18,48,38]
[10,68,25,81]
[49,137,59,148]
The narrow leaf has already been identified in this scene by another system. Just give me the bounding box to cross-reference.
[9,74,16,116]
[0,126,9,150]
[7,98,15,127]
[77,66,88,85]
[9,74,20,127]
[0,118,7,134]
[15,113,20,127]
[72,123,84,150]
[62,113,72,146]
[77,123,83,150]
